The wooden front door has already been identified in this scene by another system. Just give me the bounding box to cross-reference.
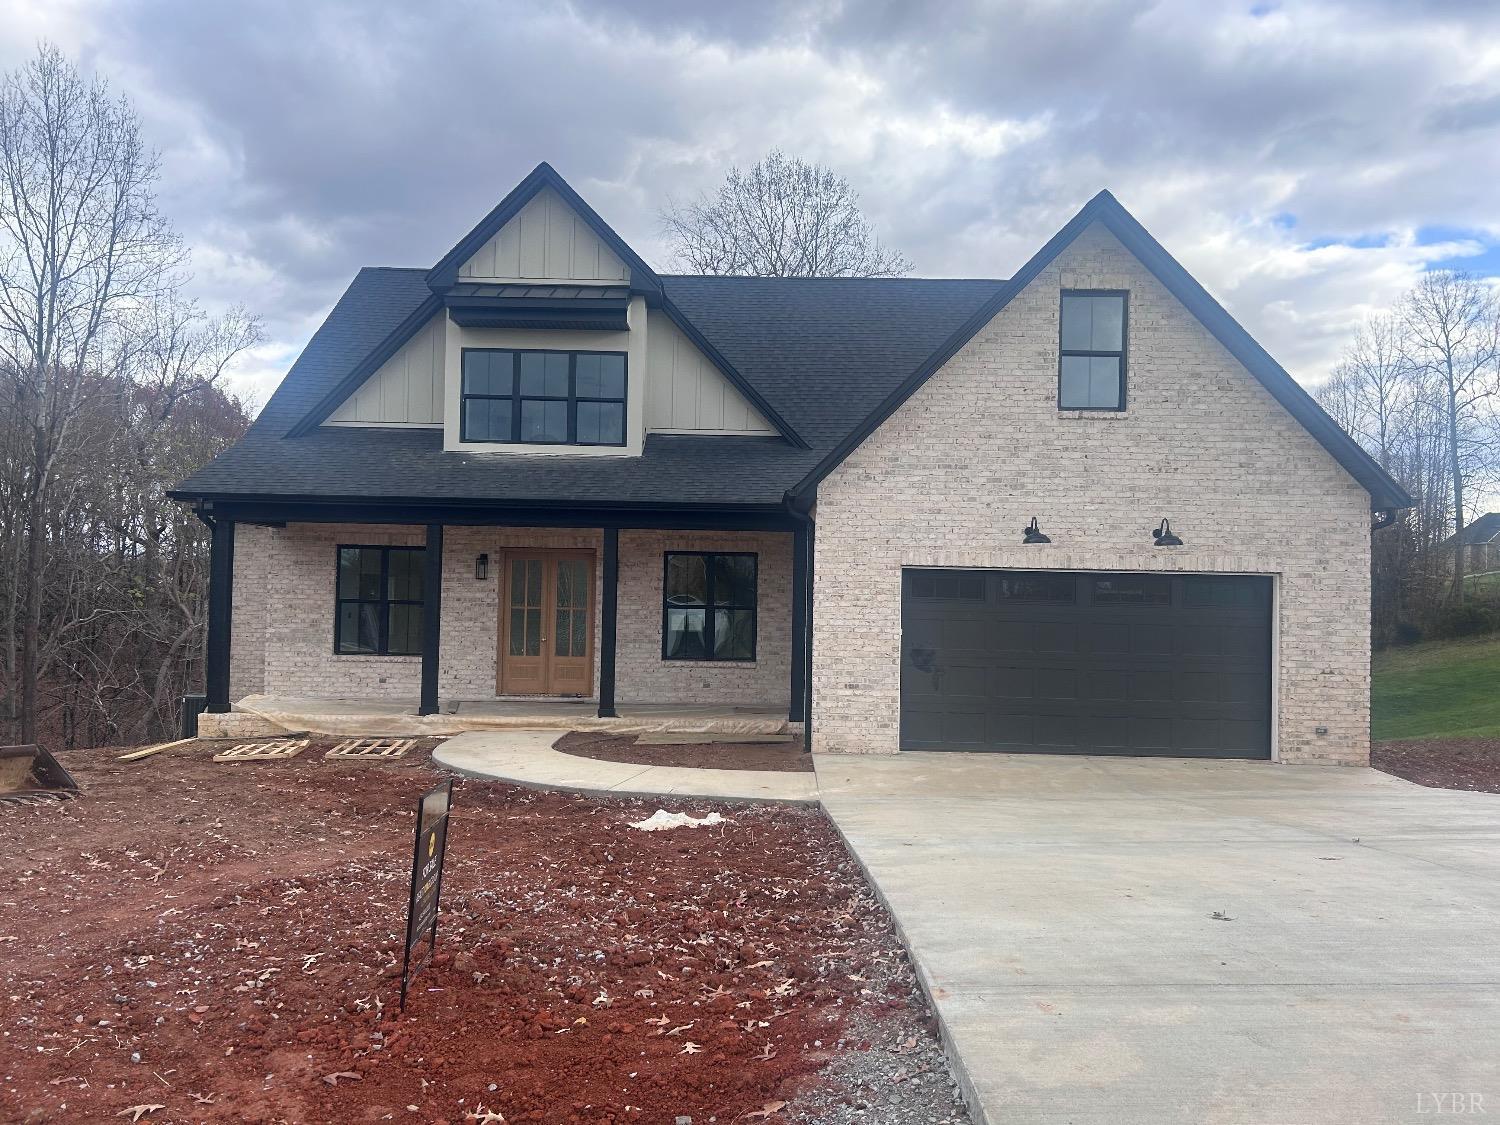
[497,552,594,696]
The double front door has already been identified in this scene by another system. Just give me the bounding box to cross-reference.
[497,551,595,696]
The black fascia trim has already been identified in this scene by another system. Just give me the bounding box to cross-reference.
[447,305,630,331]
[426,162,663,300]
[787,190,1413,512]
[173,495,800,532]
[287,292,442,439]
[657,297,807,449]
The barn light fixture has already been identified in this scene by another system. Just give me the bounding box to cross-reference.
[1022,517,1051,545]
[1152,519,1183,547]
[475,552,489,580]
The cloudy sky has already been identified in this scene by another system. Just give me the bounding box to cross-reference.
[4,0,1499,409]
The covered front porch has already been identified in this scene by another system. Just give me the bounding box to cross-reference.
[196,695,791,739]
[195,499,813,741]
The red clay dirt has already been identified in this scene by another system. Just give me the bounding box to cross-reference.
[554,732,813,773]
[0,744,965,1124]
[1373,738,1500,793]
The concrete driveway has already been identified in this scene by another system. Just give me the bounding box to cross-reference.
[814,752,1500,1125]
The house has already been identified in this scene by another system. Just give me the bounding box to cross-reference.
[1443,513,1500,579]
[170,163,1410,765]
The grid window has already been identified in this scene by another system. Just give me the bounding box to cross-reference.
[336,546,424,655]
[1059,291,1127,410]
[461,349,626,445]
[662,552,757,661]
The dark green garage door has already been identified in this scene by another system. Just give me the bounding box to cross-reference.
[900,570,1272,758]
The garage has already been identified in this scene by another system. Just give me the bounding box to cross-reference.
[900,569,1272,758]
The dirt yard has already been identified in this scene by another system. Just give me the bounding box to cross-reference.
[1373,738,1500,793]
[554,732,813,773]
[0,743,967,1124]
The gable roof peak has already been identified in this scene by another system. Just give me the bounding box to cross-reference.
[426,161,661,296]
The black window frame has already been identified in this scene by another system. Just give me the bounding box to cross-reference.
[1058,289,1128,412]
[660,551,758,662]
[334,545,426,656]
[460,347,628,446]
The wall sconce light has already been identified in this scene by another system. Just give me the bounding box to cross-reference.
[1022,517,1051,545]
[1152,519,1183,547]
[475,552,489,580]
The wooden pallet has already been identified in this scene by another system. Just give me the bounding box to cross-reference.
[212,738,309,762]
[325,737,416,761]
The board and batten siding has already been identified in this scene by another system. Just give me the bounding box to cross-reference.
[645,310,775,435]
[327,312,444,426]
[460,186,630,284]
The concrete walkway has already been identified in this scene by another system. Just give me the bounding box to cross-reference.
[815,751,1500,1125]
[433,729,817,803]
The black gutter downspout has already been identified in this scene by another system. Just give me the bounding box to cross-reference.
[419,523,444,716]
[789,520,808,724]
[598,527,619,718]
[205,514,235,714]
[785,494,815,746]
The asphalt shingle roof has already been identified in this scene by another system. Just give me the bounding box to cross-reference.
[173,268,1004,508]
[1448,512,1500,547]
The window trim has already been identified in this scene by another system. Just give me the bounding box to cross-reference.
[460,347,628,446]
[660,550,758,662]
[1057,289,1128,412]
[334,544,425,656]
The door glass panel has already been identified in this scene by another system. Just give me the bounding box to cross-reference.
[509,560,544,657]
[1092,574,1171,606]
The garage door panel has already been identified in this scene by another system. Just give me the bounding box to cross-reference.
[902,570,1272,759]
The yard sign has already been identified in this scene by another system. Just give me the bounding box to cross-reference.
[400,778,454,1009]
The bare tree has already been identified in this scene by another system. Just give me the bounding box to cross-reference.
[0,44,182,743]
[1401,271,1500,603]
[661,150,912,277]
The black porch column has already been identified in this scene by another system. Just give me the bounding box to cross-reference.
[598,527,619,717]
[419,523,443,716]
[205,516,235,713]
[789,520,809,723]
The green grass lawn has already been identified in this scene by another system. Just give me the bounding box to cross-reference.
[1372,632,1500,741]
[1461,570,1500,597]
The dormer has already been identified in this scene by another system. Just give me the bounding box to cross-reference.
[302,163,801,454]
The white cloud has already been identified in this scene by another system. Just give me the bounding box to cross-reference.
[2,0,1498,405]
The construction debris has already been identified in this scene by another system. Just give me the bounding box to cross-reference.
[116,737,196,763]
[325,737,416,761]
[212,738,310,763]
[628,809,729,832]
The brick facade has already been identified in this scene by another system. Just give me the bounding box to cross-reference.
[811,222,1373,764]
[229,522,792,709]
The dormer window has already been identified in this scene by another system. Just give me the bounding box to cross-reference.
[461,348,627,446]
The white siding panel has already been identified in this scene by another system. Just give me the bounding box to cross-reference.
[327,313,445,426]
[644,310,775,435]
[460,187,629,283]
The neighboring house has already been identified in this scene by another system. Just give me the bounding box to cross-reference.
[1443,513,1500,578]
[170,163,1410,766]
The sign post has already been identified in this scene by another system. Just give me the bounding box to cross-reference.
[400,778,453,1010]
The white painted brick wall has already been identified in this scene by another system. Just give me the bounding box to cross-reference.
[230,522,791,709]
[812,223,1372,765]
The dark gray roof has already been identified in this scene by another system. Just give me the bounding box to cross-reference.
[448,283,631,300]
[1447,512,1500,547]
[172,268,1003,507]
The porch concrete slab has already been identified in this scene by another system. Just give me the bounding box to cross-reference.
[433,730,817,804]
[814,751,1500,1125]
[211,694,789,738]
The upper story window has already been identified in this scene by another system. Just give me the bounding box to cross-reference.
[1058,291,1127,410]
[461,348,626,445]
